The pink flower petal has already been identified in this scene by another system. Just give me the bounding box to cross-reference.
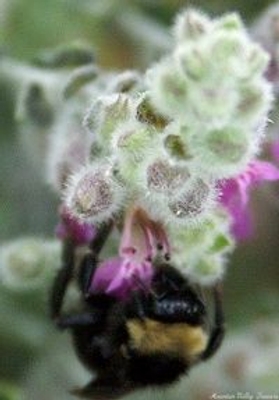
[247,161,279,184]
[230,205,254,241]
[120,207,170,263]
[56,206,96,245]
[219,161,279,240]
[90,257,154,300]
[89,208,169,300]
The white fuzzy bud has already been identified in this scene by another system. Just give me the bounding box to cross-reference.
[146,59,189,119]
[188,79,238,127]
[136,95,169,131]
[147,10,271,131]
[84,94,133,144]
[65,163,125,223]
[0,239,61,290]
[187,254,226,285]
[113,120,155,160]
[167,178,215,225]
[107,70,143,93]
[111,120,158,185]
[189,124,256,179]
[210,30,248,65]
[173,9,211,43]
[175,44,208,81]
[171,210,232,255]
[237,79,273,127]
[163,122,193,161]
[146,158,191,195]
[214,13,244,31]
[246,43,270,77]
[209,30,269,80]
[169,209,234,284]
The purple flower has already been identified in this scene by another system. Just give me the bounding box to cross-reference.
[55,205,96,245]
[90,256,153,300]
[219,161,279,240]
[119,207,170,262]
[90,207,170,300]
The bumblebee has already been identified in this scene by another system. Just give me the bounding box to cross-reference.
[50,222,225,399]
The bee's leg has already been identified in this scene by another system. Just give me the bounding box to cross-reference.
[128,291,146,320]
[78,220,113,296]
[50,239,75,320]
[55,311,103,330]
[89,220,113,255]
[201,284,225,360]
[78,252,98,297]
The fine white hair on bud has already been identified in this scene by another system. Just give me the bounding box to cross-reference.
[188,124,256,179]
[175,44,209,82]
[247,44,270,78]
[214,12,244,31]
[163,122,194,162]
[146,158,191,196]
[84,93,133,145]
[188,79,238,127]
[167,178,216,225]
[169,209,234,284]
[208,30,249,73]
[111,120,158,185]
[135,95,169,131]
[0,238,61,290]
[186,253,227,285]
[173,8,211,43]
[112,120,155,161]
[145,59,189,119]
[107,70,143,93]
[146,7,272,133]
[237,79,273,127]
[64,163,125,224]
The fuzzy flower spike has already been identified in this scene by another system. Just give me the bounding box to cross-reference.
[90,207,170,300]
[58,9,273,287]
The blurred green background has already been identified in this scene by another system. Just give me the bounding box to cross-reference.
[0,1,278,399]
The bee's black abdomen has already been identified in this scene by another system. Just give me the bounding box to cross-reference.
[129,353,187,385]
[150,295,206,325]
[148,265,206,325]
